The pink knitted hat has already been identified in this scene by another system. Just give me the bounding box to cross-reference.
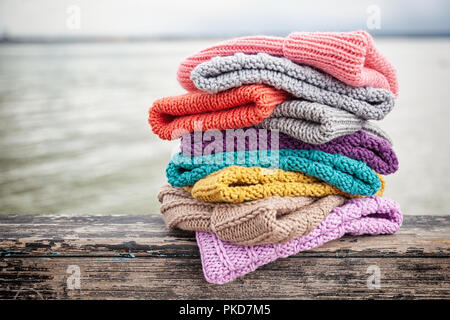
[177,31,398,96]
[196,196,402,284]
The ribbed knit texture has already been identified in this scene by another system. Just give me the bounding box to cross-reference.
[197,195,403,284]
[191,53,395,120]
[256,100,391,144]
[166,149,383,196]
[178,30,398,95]
[148,84,290,140]
[181,130,398,175]
[187,166,385,203]
[158,184,346,245]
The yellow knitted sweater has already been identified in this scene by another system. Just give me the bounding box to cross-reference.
[186,166,385,203]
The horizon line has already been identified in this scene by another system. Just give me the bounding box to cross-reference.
[1,32,450,44]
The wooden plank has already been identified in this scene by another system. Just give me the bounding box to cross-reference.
[0,257,449,299]
[0,215,449,299]
[0,215,449,257]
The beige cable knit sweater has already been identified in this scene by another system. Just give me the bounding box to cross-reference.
[158,184,346,245]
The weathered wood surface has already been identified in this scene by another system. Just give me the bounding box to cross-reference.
[0,215,449,299]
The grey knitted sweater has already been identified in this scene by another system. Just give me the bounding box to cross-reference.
[190,53,395,121]
[256,100,392,145]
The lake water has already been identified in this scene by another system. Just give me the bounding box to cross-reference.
[0,38,449,215]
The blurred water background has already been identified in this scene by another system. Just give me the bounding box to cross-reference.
[1,0,450,215]
[0,38,449,215]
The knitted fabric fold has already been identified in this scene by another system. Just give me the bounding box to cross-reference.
[255,100,392,144]
[187,166,385,203]
[166,149,383,196]
[191,53,395,120]
[196,195,403,284]
[177,30,398,95]
[181,130,398,175]
[148,84,290,140]
[158,184,346,245]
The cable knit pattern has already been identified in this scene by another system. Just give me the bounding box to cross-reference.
[177,31,398,95]
[166,149,383,196]
[191,53,395,120]
[148,84,290,140]
[181,129,398,175]
[256,100,391,144]
[187,166,385,203]
[158,184,346,245]
[196,195,403,284]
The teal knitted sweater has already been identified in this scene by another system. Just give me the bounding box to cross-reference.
[166,149,382,196]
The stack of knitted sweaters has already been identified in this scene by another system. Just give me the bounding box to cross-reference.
[148,31,402,284]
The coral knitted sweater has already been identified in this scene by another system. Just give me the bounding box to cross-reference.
[148,84,289,140]
[177,31,398,95]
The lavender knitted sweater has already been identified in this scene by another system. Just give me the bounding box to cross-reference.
[181,130,398,175]
[197,195,402,284]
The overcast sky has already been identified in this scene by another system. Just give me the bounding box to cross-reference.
[0,0,449,38]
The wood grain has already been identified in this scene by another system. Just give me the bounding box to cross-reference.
[0,215,449,299]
